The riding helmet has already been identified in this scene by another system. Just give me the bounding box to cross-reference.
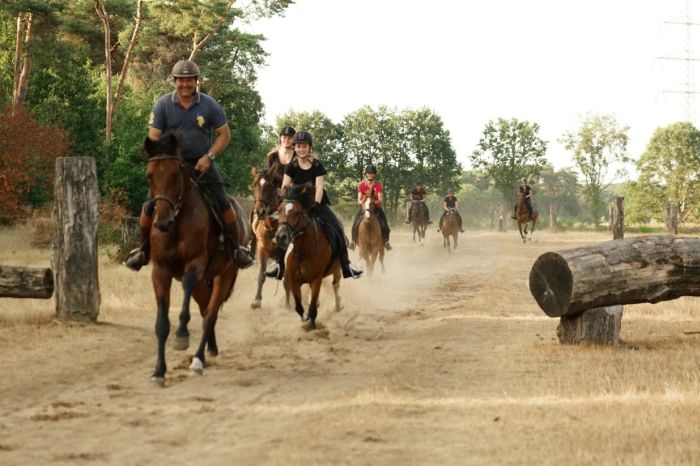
[447,187,454,194]
[292,131,313,146]
[365,164,377,174]
[279,125,296,137]
[416,180,423,185]
[171,60,200,78]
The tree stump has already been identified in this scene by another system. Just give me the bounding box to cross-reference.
[52,157,101,322]
[556,305,623,345]
[529,235,700,318]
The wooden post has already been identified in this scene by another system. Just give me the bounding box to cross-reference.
[610,196,624,239]
[549,204,558,232]
[121,216,140,244]
[489,203,495,230]
[665,202,678,235]
[556,305,623,346]
[498,203,505,232]
[52,157,101,322]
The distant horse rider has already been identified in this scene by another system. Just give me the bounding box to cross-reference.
[405,180,431,224]
[349,164,392,251]
[512,178,534,219]
[437,188,464,233]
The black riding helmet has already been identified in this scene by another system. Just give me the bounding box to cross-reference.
[172,60,200,79]
[280,125,296,137]
[365,164,377,174]
[292,131,313,146]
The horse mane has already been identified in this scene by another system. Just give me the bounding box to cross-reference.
[284,183,315,210]
[143,131,182,159]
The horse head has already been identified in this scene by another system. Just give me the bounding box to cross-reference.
[144,133,187,233]
[362,190,377,219]
[251,166,279,219]
[274,183,314,251]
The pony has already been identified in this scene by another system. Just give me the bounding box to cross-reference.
[274,183,342,331]
[249,166,290,309]
[515,191,538,243]
[440,208,459,253]
[357,188,385,276]
[144,133,251,385]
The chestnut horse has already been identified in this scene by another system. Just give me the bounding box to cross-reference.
[440,208,459,253]
[357,189,385,276]
[274,184,342,331]
[145,134,251,385]
[250,167,290,309]
[515,191,538,243]
[410,199,428,245]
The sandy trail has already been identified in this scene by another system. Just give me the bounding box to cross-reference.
[1,229,699,465]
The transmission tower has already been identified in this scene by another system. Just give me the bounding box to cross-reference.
[659,0,700,123]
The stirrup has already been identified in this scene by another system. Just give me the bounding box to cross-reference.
[265,264,283,280]
[123,248,146,271]
[348,266,363,279]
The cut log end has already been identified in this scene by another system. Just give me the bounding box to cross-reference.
[529,252,573,317]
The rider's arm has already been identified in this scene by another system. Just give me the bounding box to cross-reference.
[357,186,363,206]
[375,190,383,207]
[314,175,325,204]
[280,174,292,196]
[148,126,162,141]
[443,201,448,211]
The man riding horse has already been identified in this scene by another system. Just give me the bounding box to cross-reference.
[511,178,535,220]
[124,59,254,271]
[405,180,432,225]
[437,188,465,233]
[349,164,392,251]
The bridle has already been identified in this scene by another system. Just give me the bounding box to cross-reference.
[148,155,187,219]
[253,173,280,218]
[277,200,317,243]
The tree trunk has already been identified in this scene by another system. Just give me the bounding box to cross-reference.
[665,202,679,235]
[113,0,144,115]
[529,235,700,318]
[94,0,113,141]
[549,203,558,232]
[12,12,33,116]
[0,266,53,299]
[53,157,101,322]
[610,196,624,239]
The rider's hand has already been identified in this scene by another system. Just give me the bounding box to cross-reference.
[195,154,212,173]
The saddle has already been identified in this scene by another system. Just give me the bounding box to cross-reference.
[311,214,343,276]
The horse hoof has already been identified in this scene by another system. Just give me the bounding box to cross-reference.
[250,300,261,309]
[173,335,189,351]
[190,357,204,375]
[151,376,165,387]
[302,320,317,332]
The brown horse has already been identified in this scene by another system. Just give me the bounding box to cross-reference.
[144,134,251,385]
[410,199,428,245]
[357,189,385,276]
[274,184,342,331]
[250,167,290,309]
[516,191,538,243]
[440,208,459,253]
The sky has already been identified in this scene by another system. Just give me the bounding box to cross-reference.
[244,0,699,173]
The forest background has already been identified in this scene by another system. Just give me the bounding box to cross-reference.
[2,0,699,235]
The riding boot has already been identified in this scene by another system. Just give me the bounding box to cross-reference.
[511,205,517,220]
[124,208,153,271]
[349,210,361,250]
[221,207,255,269]
[341,254,363,279]
[405,206,412,224]
[458,215,465,233]
[265,248,285,280]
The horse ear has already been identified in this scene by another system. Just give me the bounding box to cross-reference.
[162,132,178,155]
[143,136,156,158]
[251,166,259,177]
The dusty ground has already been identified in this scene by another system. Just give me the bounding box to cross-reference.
[1,226,700,465]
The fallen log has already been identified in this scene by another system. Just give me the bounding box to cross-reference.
[529,235,700,318]
[0,266,54,299]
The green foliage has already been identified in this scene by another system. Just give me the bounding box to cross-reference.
[470,117,548,202]
[560,113,630,226]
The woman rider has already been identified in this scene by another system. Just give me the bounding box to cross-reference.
[266,131,363,280]
[348,164,391,251]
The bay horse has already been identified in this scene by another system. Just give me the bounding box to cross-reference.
[250,167,290,309]
[515,191,538,243]
[410,199,428,245]
[144,133,251,385]
[357,189,385,276]
[440,208,459,253]
[274,183,342,331]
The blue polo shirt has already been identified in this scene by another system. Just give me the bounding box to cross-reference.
[149,91,228,161]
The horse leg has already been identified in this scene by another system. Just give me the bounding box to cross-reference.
[251,251,267,309]
[332,266,343,312]
[151,266,172,385]
[454,233,458,249]
[173,267,200,351]
[303,278,323,331]
[291,281,305,321]
[192,283,218,357]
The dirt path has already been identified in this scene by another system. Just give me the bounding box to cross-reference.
[1,229,699,465]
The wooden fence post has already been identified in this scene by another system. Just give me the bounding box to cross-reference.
[549,203,558,232]
[52,157,101,321]
[610,196,624,240]
[665,202,678,235]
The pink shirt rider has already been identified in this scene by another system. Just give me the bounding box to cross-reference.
[358,180,383,196]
